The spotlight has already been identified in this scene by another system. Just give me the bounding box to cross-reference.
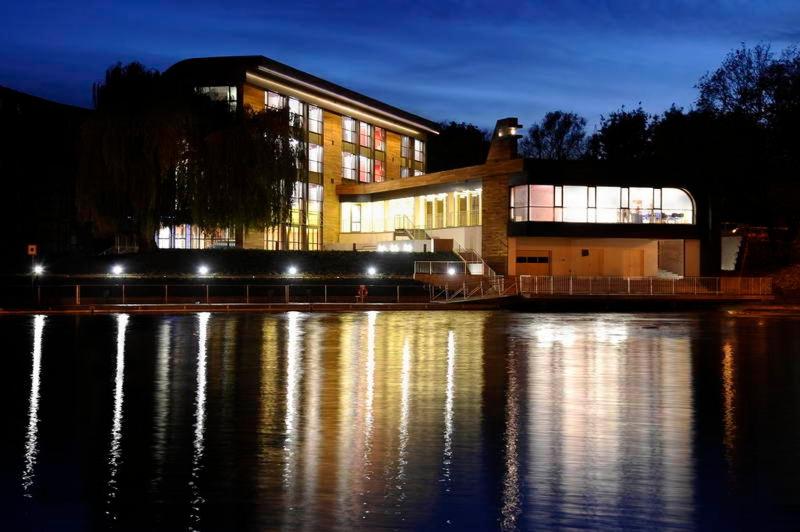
[197,265,210,276]
[33,264,44,275]
[287,266,298,275]
[447,267,456,276]
[111,264,124,276]
[367,266,377,276]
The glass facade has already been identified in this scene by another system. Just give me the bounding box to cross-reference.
[340,188,481,233]
[510,185,694,224]
[198,86,237,112]
[156,225,236,249]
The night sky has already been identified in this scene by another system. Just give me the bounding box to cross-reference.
[2,1,799,129]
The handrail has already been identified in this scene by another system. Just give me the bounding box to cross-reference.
[517,275,772,296]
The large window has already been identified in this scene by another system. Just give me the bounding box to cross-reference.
[414,139,425,163]
[199,86,237,112]
[401,136,410,158]
[266,90,286,110]
[288,97,303,127]
[375,127,385,151]
[374,159,385,182]
[342,152,357,180]
[342,117,357,143]
[359,122,372,148]
[308,105,323,133]
[308,144,323,174]
[358,156,372,182]
[509,185,694,224]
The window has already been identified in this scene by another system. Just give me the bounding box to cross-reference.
[374,127,385,151]
[307,183,322,226]
[401,136,410,158]
[309,144,323,174]
[414,169,424,176]
[288,97,303,127]
[308,105,322,134]
[266,90,286,110]
[414,139,425,162]
[342,152,356,180]
[359,156,372,182]
[374,160,385,182]
[199,86,237,112]
[401,166,410,178]
[509,184,694,224]
[342,117,356,143]
[360,122,373,148]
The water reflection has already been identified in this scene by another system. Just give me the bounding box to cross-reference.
[9,311,800,530]
[21,314,46,497]
[106,313,129,521]
[189,312,210,530]
[523,316,694,529]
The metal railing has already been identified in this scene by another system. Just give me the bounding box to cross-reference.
[3,283,434,307]
[518,275,773,296]
[431,277,515,302]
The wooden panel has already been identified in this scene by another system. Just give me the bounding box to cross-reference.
[385,130,402,181]
[322,109,342,245]
[242,83,264,111]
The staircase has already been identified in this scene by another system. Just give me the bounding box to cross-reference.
[393,215,431,241]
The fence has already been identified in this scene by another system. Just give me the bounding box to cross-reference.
[518,276,773,297]
[4,283,433,307]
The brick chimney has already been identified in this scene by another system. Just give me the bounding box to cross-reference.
[486,117,523,162]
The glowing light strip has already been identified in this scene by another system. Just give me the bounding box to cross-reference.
[189,312,210,529]
[21,315,45,497]
[247,71,437,136]
[106,313,129,521]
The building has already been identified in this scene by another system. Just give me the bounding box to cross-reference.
[163,55,438,251]
[163,56,717,277]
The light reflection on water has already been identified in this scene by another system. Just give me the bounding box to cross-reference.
[6,310,800,530]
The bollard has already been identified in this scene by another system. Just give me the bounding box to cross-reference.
[246,285,250,304]
[75,285,81,305]
[396,285,400,303]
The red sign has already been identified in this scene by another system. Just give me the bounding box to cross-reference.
[27,244,38,256]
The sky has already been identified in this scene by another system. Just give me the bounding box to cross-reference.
[1,1,799,130]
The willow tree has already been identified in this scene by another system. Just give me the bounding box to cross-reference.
[79,61,299,251]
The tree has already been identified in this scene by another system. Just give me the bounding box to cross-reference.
[520,111,587,159]
[426,121,490,172]
[78,62,299,250]
[696,43,774,121]
[587,106,654,161]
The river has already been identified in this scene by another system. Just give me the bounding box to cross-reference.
[2,310,799,530]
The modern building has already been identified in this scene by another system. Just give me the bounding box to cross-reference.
[163,56,718,277]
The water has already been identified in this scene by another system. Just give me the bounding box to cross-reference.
[1,310,799,530]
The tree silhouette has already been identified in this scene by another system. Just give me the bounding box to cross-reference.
[520,111,587,160]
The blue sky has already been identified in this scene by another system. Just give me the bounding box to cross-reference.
[1,1,799,129]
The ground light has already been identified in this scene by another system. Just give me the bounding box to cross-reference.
[367,266,377,276]
[111,264,124,276]
[287,266,298,275]
[447,267,456,276]
[32,264,44,275]
[197,265,210,276]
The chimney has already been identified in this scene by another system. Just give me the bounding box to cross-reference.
[486,117,523,162]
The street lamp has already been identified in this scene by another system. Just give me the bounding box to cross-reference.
[287,266,298,275]
[197,265,210,276]
[111,264,124,276]
[32,264,44,276]
[447,267,456,276]
[367,266,377,276]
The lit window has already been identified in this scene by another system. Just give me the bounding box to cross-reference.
[414,139,425,162]
[562,186,588,222]
[414,169,424,176]
[309,144,323,174]
[375,127,385,151]
[360,122,372,148]
[266,91,286,110]
[199,86,237,112]
[359,156,372,182]
[401,167,410,178]
[308,105,322,134]
[401,136,410,158]
[342,117,356,143]
[342,152,356,180]
[374,160,385,182]
[288,97,303,127]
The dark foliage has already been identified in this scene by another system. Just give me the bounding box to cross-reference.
[520,111,587,160]
[426,121,490,172]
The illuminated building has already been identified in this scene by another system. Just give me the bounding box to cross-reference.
[162,57,716,276]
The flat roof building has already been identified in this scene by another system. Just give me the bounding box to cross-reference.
[163,56,718,277]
